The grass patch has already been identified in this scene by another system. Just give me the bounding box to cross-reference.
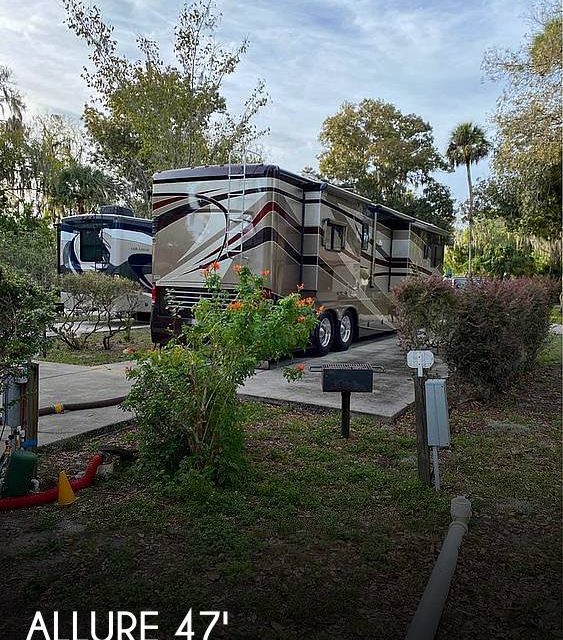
[549,304,562,325]
[40,326,153,366]
[539,333,562,365]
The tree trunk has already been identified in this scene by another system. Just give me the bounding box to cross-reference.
[465,162,474,277]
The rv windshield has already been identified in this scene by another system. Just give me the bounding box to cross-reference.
[79,224,108,262]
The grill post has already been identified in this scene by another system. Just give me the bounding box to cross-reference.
[341,391,351,438]
[310,362,376,439]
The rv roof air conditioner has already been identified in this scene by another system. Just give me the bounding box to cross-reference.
[99,205,135,217]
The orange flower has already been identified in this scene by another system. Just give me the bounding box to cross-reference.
[296,364,305,372]
[296,283,304,291]
[233,264,243,273]
[297,315,305,323]
[228,300,243,311]
[316,305,326,315]
[298,296,314,307]
[210,261,221,271]
[261,269,271,277]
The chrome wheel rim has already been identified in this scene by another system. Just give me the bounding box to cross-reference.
[319,317,332,348]
[340,315,352,343]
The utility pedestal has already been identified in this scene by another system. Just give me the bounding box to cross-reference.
[407,350,435,488]
[413,373,431,487]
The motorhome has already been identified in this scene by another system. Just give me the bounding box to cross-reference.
[58,205,153,318]
[150,164,448,352]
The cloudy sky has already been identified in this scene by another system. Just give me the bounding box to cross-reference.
[0,0,531,205]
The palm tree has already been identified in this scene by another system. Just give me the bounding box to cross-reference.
[51,163,115,219]
[446,122,491,275]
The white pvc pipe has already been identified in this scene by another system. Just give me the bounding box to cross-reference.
[405,496,472,640]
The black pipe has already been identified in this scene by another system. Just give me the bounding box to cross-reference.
[38,395,128,416]
[341,391,351,438]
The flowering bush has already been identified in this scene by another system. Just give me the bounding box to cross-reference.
[393,276,552,397]
[125,265,317,484]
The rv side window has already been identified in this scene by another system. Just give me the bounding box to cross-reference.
[361,223,370,250]
[325,222,346,252]
[80,226,105,262]
[431,243,443,267]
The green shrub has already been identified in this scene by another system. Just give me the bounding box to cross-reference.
[393,277,552,397]
[125,264,318,485]
[0,264,55,390]
[392,275,457,350]
[54,272,141,350]
[0,221,57,288]
[447,279,551,394]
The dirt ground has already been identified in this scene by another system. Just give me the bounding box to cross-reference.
[1,353,561,640]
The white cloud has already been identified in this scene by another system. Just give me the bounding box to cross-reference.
[0,0,530,203]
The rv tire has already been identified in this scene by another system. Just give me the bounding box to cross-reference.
[312,311,335,356]
[333,310,355,351]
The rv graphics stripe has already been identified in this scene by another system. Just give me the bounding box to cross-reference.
[192,200,301,266]
[153,188,305,232]
[188,226,302,275]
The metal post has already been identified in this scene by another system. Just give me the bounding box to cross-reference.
[341,391,351,438]
[432,446,440,492]
[24,363,39,452]
[414,373,431,486]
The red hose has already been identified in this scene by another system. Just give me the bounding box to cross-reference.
[0,453,103,511]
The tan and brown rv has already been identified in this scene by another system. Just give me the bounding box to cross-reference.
[150,164,448,353]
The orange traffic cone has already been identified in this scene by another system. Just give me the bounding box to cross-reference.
[58,471,77,506]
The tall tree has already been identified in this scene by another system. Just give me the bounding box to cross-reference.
[445,122,491,275]
[444,216,559,277]
[50,162,115,216]
[318,99,447,204]
[63,0,268,215]
[483,3,561,240]
[0,66,24,123]
[400,179,455,234]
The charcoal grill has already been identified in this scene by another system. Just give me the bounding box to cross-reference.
[309,363,379,438]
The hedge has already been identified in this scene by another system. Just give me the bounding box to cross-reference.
[393,277,553,397]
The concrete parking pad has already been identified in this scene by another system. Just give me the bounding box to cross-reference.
[36,335,432,446]
[38,361,134,447]
[240,335,430,421]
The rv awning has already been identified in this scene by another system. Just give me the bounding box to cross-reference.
[373,204,449,237]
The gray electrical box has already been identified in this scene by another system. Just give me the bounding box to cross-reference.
[425,378,450,447]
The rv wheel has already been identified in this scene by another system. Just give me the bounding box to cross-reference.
[333,310,355,351]
[312,311,334,356]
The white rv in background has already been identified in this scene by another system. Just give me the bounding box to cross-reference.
[57,205,153,319]
[150,164,448,352]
